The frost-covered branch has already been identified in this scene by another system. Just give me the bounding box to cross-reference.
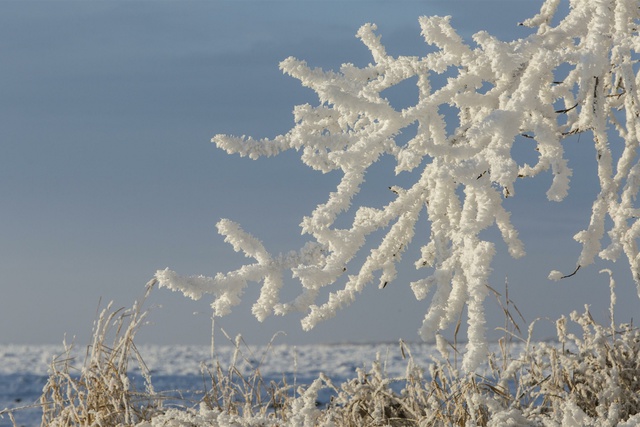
[157,0,640,372]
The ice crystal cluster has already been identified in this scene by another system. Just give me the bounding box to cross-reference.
[157,0,640,371]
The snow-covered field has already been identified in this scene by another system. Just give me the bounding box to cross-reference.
[0,342,442,427]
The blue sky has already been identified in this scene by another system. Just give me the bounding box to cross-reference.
[1,1,637,347]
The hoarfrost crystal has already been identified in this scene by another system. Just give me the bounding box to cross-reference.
[157,0,640,372]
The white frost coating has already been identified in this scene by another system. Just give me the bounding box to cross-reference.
[156,0,640,372]
[548,270,564,281]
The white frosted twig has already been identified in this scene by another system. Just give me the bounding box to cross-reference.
[159,0,640,372]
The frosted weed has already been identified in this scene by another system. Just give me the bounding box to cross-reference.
[7,274,634,426]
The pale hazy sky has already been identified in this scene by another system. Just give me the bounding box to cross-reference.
[2,1,637,347]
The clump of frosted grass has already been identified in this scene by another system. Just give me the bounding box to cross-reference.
[3,276,638,426]
[168,284,640,426]
[38,280,162,427]
[196,330,299,421]
[519,309,640,426]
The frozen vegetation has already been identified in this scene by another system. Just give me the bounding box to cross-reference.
[4,0,640,425]
[4,277,640,426]
[157,0,640,373]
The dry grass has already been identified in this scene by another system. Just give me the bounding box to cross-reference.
[39,279,162,427]
[301,277,640,426]
[4,274,640,426]
[198,331,297,420]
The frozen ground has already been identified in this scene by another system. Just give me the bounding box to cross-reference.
[0,342,449,427]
